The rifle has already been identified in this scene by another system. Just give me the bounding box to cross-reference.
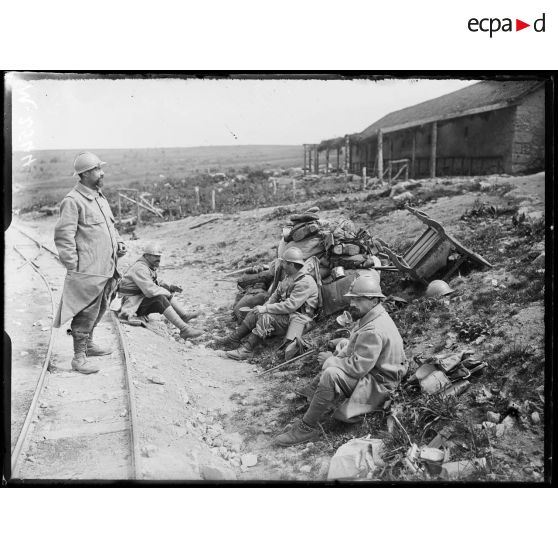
[222,264,270,278]
[259,348,319,376]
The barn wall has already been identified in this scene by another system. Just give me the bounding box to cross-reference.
[384,107,516,176]
[511,87,545,173]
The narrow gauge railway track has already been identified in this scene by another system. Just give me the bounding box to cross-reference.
[7,225,140,480]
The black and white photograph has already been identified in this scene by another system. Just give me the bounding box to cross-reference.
[4,73,550,484]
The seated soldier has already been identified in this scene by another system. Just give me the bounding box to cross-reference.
[274,274,408,446]
[213,247,318,360]
[118,243,203,340]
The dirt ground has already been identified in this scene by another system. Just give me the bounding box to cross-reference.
[11,171,547,482]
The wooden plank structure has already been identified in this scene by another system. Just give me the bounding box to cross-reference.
[377,206,492,284]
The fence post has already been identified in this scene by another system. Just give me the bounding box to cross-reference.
[195,186,200,208]
[273,178,277,197]
[136,191,141,225]
[362,166,367,189]
[211,189,216,212]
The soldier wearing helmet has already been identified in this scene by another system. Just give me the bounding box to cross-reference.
[53,152,127,374]
[117,243,203,339]
[213,246,319,360]
[275,273,408,446]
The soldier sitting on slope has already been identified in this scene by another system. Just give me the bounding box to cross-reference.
[118,243,203,340]
[213,247,318,360]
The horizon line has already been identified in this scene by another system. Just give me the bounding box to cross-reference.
[12,144,304,154]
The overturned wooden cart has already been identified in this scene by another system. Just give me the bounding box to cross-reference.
[377,206,492,285]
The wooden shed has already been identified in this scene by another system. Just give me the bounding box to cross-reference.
[312,80,545,179]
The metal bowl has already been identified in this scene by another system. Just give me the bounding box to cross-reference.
[330,266,346,281]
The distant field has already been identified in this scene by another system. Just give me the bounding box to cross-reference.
[11,145,303,210]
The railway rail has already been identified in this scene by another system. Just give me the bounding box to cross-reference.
[7,225,140,481]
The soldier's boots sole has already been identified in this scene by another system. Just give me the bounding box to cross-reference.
[71,357,100,374]
[180,326,203,340]
[274,421,320,447]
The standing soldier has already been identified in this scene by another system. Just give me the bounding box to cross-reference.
[54,152,127,374]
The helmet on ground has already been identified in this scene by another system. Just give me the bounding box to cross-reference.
[281,246,304,266]
[344,274,386,299]
[425,280,454,298]
[73,152,106,176]
[143,242,163,256]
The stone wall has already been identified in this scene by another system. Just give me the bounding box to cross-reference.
[511,86,545,173]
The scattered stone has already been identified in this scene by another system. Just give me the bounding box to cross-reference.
[141,444,157,457]
[83,417,97,423]
[241,453,258,467]
[440,458,487,480]
[20,351,29,356]
[230,458,241,467]
[119,409,128,417]
[300,464,312,474]
[223,432,243,453]
[482,421,497,430]
[284,392,298,402]
[532,252,545,267]
[473,335,486,345]
[200,463,236,481]
[486,411,501,423]
[531,412,541,425]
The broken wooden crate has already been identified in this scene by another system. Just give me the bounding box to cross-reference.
[377,206,492,284]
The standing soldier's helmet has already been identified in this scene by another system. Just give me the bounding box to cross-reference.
[73,152,106,176]
[344,274,386,299]
[281,247,305,266]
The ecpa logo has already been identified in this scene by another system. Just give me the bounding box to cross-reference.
[468,13,546,37]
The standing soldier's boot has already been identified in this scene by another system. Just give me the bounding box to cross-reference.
[170,299,200,322]
[163,306,203,339]
[212,322,251,350]
[87,330,113,356]
[226,332,261,360]
[71,331,101,374]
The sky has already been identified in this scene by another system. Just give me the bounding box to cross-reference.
[9,75,477,151]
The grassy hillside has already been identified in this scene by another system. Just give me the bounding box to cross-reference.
[11,145,302,210]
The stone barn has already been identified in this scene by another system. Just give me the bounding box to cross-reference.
[310,80,545,179]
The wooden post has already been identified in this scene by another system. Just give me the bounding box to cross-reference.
[303,145,307,175]
[405,161,409,181]
[195,186,200,207]
[314,147,319,174]
[388,161,392,185]
[377,129,383,182]
[211,189,216,212]
[117,194,122,225]
[336,147,340,174]
[344,136,350,174]
[411,131,416,178]
[325,150,330,175]
[362,166,367,189]
[430,122,437,178]
[136,191,141,225]
[273,178,277,197]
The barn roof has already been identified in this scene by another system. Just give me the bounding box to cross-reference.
[356,80,544,142]
[317,136,345,151]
